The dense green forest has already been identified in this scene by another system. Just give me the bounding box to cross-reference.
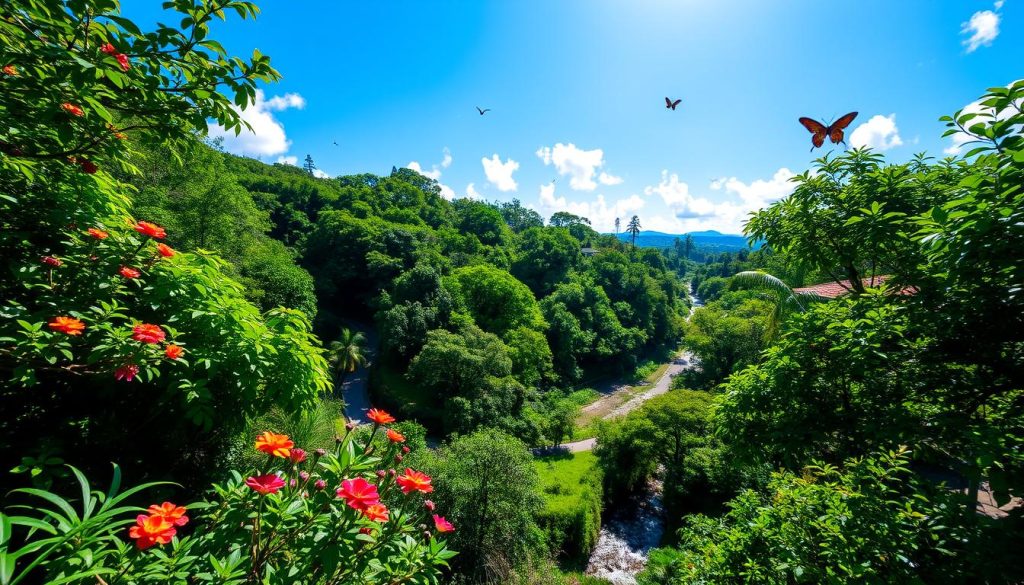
[1,1,1022,584]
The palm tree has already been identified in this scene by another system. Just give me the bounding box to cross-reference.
[328,328,368,395]
[731,271,823,339]
[626,215,641,249]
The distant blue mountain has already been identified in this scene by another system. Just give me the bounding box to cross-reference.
[613,230,761,251]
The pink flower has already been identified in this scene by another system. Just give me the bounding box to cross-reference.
[289,448,307,463]
[336,477,380,511]
[433,515,455,533]
[246,474,285,495]
[114,364,139,382]
[132,323,166,344]
[41,256,62,267]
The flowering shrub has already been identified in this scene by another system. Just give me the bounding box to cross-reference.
[1,411,456,584]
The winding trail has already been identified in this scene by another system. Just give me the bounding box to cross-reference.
[336,322,376,423]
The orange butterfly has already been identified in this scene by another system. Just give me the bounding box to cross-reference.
[665,97,681,110]
[798,112,858,151]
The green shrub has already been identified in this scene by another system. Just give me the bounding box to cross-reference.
[533,452,603,564]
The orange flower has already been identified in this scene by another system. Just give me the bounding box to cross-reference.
[433,514,455,533]
[2,65,17,76]
[146,502,189,526]
[366,408,395,425]
[49,316,85,335]
[255,431,293,458]
[134,221,166,239]
[87,227,109,240]
[128,514,176,550]
[396,468,433,495]
[41,256,61,267]
[156,243,176,258]
[386,428,405,443]
[165,344,183,359]
[114,364,139,382]
[119,266,141,279]
[61,102,84,116]
[336,477,380,511]
[362,503,390,522]
[132,323,165,344]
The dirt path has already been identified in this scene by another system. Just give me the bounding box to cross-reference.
[336,322,377,423]
[541,287,702,455]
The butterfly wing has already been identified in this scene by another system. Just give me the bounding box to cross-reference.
[665,97,672,108]
[827,112,858,144]
[670,99,682,110]
[799,117,828,149]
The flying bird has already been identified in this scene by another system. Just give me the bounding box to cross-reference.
[665,97,681,110]
[476,107,491,116]
[799,112,858,151]
[332,141,339,146]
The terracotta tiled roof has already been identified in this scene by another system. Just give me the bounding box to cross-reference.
[793,275,904,299]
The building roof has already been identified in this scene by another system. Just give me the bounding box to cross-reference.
[793,275,908,299]
[581,247,599,256]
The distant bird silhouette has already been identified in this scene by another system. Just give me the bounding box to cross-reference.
[332,141,339,146]
[665,97,681,110]
[476,107,491,116]
[798,112,858,151]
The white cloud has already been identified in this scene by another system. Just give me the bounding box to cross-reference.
[961,9,1000,52]
[641,168,796,233]
[408,148,456,197]
[536,182,644,231]
[536,143,621,191]
[276,155,298,166]
[208,89,305,157]
[994,0,1004,8]
[849,114,903,151]
[464,183,482,200]
[481,154,519,192]
[312,169,331,179]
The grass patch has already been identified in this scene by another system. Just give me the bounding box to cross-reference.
[534,451,603,568]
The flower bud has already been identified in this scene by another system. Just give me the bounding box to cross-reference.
[388,469,397,477]
[299,471,310,481]
[394,454,403,463]
[424,500,436,511]
[335,436,343,444]
[345,421,357,431]
[402,446,410,453]
[314,479,327,491]
[376,470,387,478]
[315,448,327,457]
[289,448,307,463]
[289,479,297,488]
[423,531,432,540]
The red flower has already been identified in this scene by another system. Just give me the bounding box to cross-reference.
[134,221,166,239]
[359,527,374,536]
[132,323,166,344]
[246,474,285,495]
[2,65,17,76]
[61,103,84,116]
[100,43,117,55]
[362,503,390,522]
[77,158,98,174]
[432,514,455,533]
[156,243,176,258]
[336,477,380,511]
[116,53,130,71]
[49,316,85,335]
[164,344,183,359]
[146,502,189,527]
[366,408,395,425]
[87,227,109,240]
[255,431,293,458]
[289,448,307,463]
[41,256,61,267]
[114,364,139,382]
[127,514,176,550]
[386,428,405,443]
[119,266,141,279]
[396,469,433,495]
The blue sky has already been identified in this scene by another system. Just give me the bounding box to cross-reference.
[130,1,1020,234]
